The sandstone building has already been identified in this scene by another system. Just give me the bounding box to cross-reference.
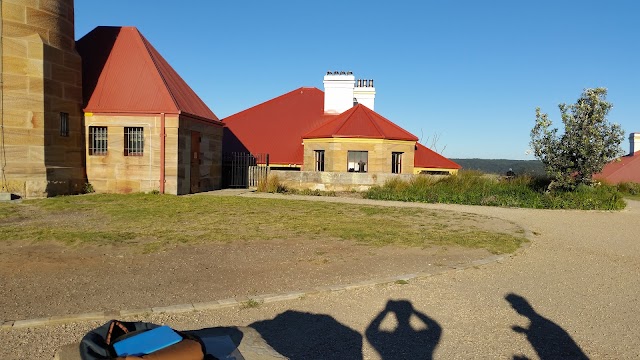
[0,0,84,197]
[1,1,222,197]
[223,72,460,176]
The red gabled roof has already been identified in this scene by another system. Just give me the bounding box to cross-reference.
[222,87,331,165]
[414,143,462,169]
[303,104,419,141]
[76,26,218,122]
[595,152,640,184]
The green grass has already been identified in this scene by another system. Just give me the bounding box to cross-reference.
[0,193,525,254]
[0,205,18,220]
[240,299,263,309]
[365,171,627,210]
[616,182,640,201]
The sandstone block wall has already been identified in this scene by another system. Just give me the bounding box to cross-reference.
[177,116,223,195]
[1,0,84,197]
[85,114,223,195]
[302,139,415,174]
[84,114,168,194]
[271,170,448,192]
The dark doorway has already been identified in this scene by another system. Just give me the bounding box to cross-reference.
[190,131,201,193]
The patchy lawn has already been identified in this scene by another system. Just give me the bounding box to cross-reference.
[0,193,526,254]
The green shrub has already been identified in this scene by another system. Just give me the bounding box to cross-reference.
[617,182,640,196]
[83,182,95,194]
[365,171,626,210]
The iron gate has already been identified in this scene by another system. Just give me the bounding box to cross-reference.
[222,152,269,188]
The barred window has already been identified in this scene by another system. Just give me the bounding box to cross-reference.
[89,126,107,155]
[347,151,368,173]
[314,150,325,171]
[60,112,69,137]
[392,152,403,174]
[124,127,144,156]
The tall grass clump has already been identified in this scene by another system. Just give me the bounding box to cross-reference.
[616,182,640,196]
[365,170,625,210]
[257,174,287,193]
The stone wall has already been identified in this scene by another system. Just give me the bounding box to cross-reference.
[272,170,425,192]
[1,0,84,197]
[85,114,223,195]
[84,114,169,194]
[302,138,415,174]
[176,116,223,195]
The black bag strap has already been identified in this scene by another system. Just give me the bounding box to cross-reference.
[79,320,161,360]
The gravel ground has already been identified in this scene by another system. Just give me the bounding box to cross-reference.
[1,194,639,359]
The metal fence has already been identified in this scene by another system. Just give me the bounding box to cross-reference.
[222,152,269,188]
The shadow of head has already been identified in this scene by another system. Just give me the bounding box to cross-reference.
[505,293,535,317]
[384,299,415,322]
[250,310,362,360]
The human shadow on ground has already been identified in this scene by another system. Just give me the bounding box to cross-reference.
[183,326,244,359]
[250,310,363,359]
[506,293,589,360]
[365,299,442,360]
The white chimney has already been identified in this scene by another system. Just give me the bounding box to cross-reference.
[354,79,376,111]
[631,132,640,155]
[323,71,355,114]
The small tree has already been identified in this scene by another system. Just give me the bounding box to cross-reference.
[530,88,624,190]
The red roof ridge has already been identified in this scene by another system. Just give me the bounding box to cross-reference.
[303,104,418,141]
[138,28,180,113]
[332,106,358,136]
[360,105,386,138]
[372,107,421,140]
[78,26,218,121]
[223,87,323,123]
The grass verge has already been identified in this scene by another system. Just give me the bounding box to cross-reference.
[0,193,525,254]
[365,171,627,210]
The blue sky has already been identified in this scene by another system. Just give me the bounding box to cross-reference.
[75,1,639,160]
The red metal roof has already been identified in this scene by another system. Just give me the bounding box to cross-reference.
[76,26,218,122]
[223,87,458,170]
[303,104,419,141]
[594,152,640,184]
[223,87,331,165]
[414,143,462,170]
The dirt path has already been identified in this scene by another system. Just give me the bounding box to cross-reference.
[2,194,639,359]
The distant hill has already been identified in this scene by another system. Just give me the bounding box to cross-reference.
[452,159,545,176]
